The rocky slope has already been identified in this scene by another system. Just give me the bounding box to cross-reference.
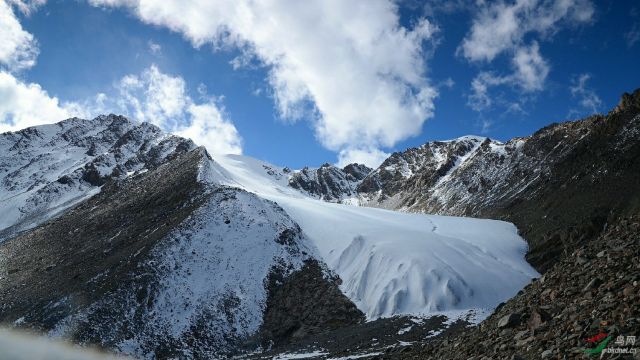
[388,215,640,360]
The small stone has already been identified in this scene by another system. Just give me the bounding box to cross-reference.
[541,349,553,358]
[515,330,529,340]
[597,250,606,258]
[498,313,521,328]
[516,336,535,347]
[583,278,602,292]
[623,285,634,297]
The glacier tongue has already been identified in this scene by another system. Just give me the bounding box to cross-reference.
[211,154,539,319]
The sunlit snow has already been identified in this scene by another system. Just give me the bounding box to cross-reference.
[207,154,539,319]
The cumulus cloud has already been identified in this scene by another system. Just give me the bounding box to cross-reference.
[0,0,40,72]
[459,0,594,63]
[112,65,243,155]
[512,42,549,92]
[337,147,390,169]
[0,0,242,156]
[460,0,593,113]
[568,73,602,117]
[0,71,83,133]
[88,0,438,167]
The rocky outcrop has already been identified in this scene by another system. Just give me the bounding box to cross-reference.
[288,163,371,201]
[357,135,486,204]
[256,260,365,347]
[390,215,640,359]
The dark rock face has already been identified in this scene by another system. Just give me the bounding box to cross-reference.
[0,148,209,333]
[357,136,484,202]
[288,163,371,201]
[257,260,365,348]
[390,215,640,360]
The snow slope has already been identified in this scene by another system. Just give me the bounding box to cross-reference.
[208,154,539,319]
[113,187,318,357]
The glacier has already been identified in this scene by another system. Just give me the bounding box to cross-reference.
[208,154,539,319]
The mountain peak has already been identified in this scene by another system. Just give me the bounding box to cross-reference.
[615,88,640,113]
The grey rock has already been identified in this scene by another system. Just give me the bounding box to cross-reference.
[498,313,521,328]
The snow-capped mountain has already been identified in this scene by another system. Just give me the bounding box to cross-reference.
[297,89,640,272]
[0,115,195,242]
[0,115,539,358]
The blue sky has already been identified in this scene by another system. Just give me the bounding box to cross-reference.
[1,0,639,168]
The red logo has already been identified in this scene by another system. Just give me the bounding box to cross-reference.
[586,333,608,343]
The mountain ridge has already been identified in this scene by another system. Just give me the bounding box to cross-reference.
[293,88,640,272]
[0,88,638,359]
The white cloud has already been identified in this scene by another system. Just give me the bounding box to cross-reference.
[0,0,39,72]
[512,42,549,92]
[467,42,548,112]
[460,0,593,113]
[337,147,390,168]
[0,71,83,133]
[467,72,511,112]
[6,0,47,15]
[176,102,243,156]
[108,65,243,155]
[568,73,602,117]
[440,77,455,89]
[459,0,594,63]
[88,0,438,167]
[148,40,161,55]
